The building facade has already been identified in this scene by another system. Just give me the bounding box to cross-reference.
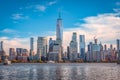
[29,37,34,60]
[79,35,85,60]
[9,48,16,60]
[117,39,120,60]
[37,37,47,60]
[69,32,78,61]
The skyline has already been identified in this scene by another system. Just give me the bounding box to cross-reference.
[0,0,120,53]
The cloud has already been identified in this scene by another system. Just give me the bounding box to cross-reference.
[24,0,56,12]
[12,13,29,20]
[116,2,120,6]
[48,1,56,6]
[35,5,46,12]
[113,8,120,13]
[0,37,30,54]
[1,28,17,33]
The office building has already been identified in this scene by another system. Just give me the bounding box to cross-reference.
[0,41,3,51]
[49,38,56,52]
[56,12,63,45]
[92,38,101,62]
[37,37,47,60]
[9,48,16,60]
[87,42,93,61]
[29,37,34,60]
[79,35,85,60]
[69,32,78,61]
[48,13,63,62]
[117,39,120,60]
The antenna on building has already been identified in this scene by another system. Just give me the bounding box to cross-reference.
[94,35,97,44]
[58,8,62,19]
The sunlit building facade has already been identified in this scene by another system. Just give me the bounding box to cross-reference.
[79,35,85,60]
[37,37,47,60]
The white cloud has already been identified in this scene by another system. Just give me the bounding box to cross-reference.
[57,13,120,51]
[0,37,30,54]
[24,1,56,12]
[12,13,29,20]
[1,28,17,33]
[48,1,56,6]
[116,2,120,6]
[113,8,120,13]
[35,5,46,12]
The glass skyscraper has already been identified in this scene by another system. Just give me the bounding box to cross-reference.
[30,37,34,60]
[56,12,63,46]
[117,39,120,60]
[30,37,34,56]
[37,37,47,59]
[79,35,85,60]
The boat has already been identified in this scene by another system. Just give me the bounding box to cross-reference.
[47,60,55,63]
[3,58,11,65]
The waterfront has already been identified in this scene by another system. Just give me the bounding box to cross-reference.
[0,63,120,80]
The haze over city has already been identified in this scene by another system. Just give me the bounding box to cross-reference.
[0,0,120,53]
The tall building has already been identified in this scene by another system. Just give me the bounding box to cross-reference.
[0,41,3,51]
[69,32,78,61]
[9,48,16,60]
[16,48,28,62]
[56,12,63,45]
[117,39,120,60]
[49,38,55,52]
[16,48,23,56]
[79,35,85,60]
[92,38,101,62]
[67,46,70,60]
[37,37,47,60]
[30,37,34,60]
[87,42,93,61]
[48,13,63,62]
[0,41,6,61]
[30,37,34,51]
[110,44,113,50]
[48,43,62,61]
[104,44,107,51]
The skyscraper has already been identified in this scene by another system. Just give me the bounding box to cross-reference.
[79,35,85,60]
[49,38,55,52]
[9,48,16,60]
[30,37,34,51]
[70,32,78,53]
[69,32,78,61]
[88,42,93,61]
[16,48,23,56]
[92,38,101,62]
[110,44,113,50]
[104,44,107,51]
[117,39,120,60]
[48,13,63,62]
[37,37,47,60]
[0,41,3,51]
[67,46,70,60]
[30,37,34,60]
[56,12,63,45]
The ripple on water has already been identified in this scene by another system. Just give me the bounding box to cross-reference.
[0,63,120,80]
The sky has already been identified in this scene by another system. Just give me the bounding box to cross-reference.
[0,0,120,53]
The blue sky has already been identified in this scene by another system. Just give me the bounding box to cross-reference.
[0,0,120,52]
[0,0,118,37]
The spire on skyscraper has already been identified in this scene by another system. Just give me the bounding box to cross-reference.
[58,11,61,19]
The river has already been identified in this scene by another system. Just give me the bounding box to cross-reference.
[0,63,120,80]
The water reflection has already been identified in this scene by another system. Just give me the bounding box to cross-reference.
[0,63,120,80]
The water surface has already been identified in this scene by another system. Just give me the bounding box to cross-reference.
[0,63,120,80]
